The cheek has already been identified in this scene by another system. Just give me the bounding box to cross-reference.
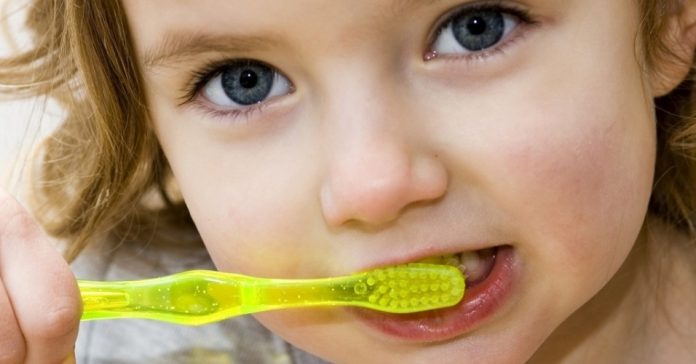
[197,190,302,272]
[184,160,317,275]
[151,108,326,277]
[492,84,655,280]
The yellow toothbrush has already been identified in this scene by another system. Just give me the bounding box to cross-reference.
[79,263,465,325]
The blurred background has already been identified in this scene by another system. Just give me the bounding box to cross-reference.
[0,0,61,198]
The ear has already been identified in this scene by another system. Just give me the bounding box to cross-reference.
[650,0,696,97]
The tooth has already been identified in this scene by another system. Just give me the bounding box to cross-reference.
[460,251,484,280]
[443,255,460,268]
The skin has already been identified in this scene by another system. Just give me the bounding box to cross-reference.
[0,0,696,363]
[124,0,696,362]
[0,188,80,364]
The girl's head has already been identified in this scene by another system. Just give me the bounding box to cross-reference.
[4,0,696,362]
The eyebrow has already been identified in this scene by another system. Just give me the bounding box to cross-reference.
[142,0,446,70]
[391,0,446,13]
[142,32,281,69]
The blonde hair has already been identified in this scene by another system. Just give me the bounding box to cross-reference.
[641,1,696,233]
[0,0,694,261]
[1,0,190,261]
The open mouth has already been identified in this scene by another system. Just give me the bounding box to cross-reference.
[351,245,517,342]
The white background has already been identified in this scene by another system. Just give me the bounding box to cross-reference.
[1,1,60,197]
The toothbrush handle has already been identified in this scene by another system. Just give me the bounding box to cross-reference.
[78,281,131,320]
[78,271,250,324]
[78,271,369,325]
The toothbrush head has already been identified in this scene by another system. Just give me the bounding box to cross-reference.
[354,263,465,313]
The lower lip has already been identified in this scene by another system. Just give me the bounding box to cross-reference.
[350,245,518,342]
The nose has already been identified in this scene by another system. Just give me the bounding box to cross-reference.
[319,85,448,227]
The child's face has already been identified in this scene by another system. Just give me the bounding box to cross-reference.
[125,0,655,362]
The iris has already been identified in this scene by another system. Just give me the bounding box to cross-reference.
[221,62,274,105]
[452,10,505,51]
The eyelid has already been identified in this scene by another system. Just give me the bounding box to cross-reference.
[176,58,295,126]
[201,70,291,107]
[177,58,292,107]
[424,0,536,58]
[178,58,230,106]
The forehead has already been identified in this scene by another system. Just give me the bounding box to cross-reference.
[123,1,562,43]
[123,0,441,44]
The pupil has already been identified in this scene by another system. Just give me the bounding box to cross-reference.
[239,70,258,88]
[220,62,275,105]
[467,17,487,35]
[451,10,504,52]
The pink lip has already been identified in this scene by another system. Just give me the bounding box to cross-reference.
[350,245,518,342]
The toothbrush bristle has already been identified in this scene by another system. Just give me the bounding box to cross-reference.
[357,263,465,313]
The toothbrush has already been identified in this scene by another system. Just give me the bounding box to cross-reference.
[79,263,465,325]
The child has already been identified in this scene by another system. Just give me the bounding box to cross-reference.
[2,0,696,362]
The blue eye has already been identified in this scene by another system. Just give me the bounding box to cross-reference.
[431,7,525,56]
[201,60,291,108]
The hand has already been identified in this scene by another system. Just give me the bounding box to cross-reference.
[0,188,81,364]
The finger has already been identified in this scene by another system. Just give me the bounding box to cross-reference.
[0,189,81,364]
[0,278,25,364]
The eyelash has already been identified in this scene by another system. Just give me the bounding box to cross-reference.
[183,97,268,122]
[178,0,537,121]
[177,59,272,122]
[425,1,537,62]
